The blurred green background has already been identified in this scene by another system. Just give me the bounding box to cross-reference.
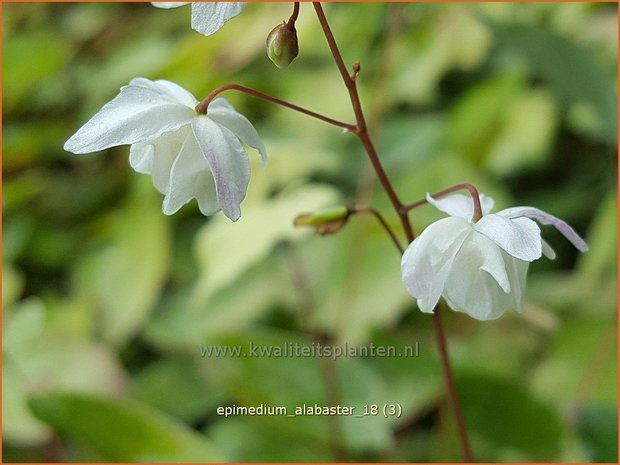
[2,2,617,462]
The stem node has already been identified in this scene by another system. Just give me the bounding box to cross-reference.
[351,61,361,80]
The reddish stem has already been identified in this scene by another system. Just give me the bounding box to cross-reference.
[432,305,474,462]
[195,84,356,133]
[287,2,300,27]
[403,183,484,222]
[313,3,474,461]
[312,2,414,243]
[348,205,404,254]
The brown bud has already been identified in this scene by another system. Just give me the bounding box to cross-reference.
[266,22,299,69]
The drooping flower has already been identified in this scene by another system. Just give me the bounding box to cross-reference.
[401,193,588,320]
[151,2,246,36]
[64,78,266,221]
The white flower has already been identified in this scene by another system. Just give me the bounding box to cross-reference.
[152,2,246,36]
[64,78,266,221]
[401,193,588,320]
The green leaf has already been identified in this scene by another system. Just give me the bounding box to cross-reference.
[195,183,339,297]
[3,299,127,446]
[28,393,222,462]
[531,319,617,410]
[379,114,446,175]
[486,89,556,175]
[526,193,617,316]
[2,265,24,309]
[490,22,617,143]
[206,329,393,453]
[3,355,50,445]
[2,214,35,264]
[132,358,226,422]
[298,227,409,344]
[447,73,523,164]
[576,404,618,462]
[576,193,617,285]
[22,223,79,271]
[76,36,175,117]
[457,372,563,458]
[3,298,45,352]
[367,331,442,426]
[3,121,71,171]
[2,30,69,112]
[72,176,170,346]
[209,417,333,462]
[2,173,47,215]
[393,5,491,105]
[2,299,48,446]
[145,257,296,350]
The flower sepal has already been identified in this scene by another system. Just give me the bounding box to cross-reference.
[294,206,349,235]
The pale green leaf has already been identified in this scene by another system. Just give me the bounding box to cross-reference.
[486,89,556,175]
[72,176,170,346]
[195,183,339,297]
[490,22,617,143]
[29,393,222,462]
[206,329,393,453]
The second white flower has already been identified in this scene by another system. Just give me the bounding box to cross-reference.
[401,193,588,320]
[64,78,266,221]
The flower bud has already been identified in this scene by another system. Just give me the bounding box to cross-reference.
[294,207,349,235]
[266,22,299,69]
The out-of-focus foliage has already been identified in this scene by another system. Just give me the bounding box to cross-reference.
[2,3,617,462]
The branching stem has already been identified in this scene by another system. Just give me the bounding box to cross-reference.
[195,84,356,133]
[348,205,404,254]
[313,3,474,461]
[312,3,414,243]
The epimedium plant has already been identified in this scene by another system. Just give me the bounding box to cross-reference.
[64,2,589,461]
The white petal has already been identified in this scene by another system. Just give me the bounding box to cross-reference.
[130,127,190,194]
[191,116,250,221]
[162,131,218,215]
[401,217,472,313]
[443,233,516,320]
[208,98,236,112]
[472,232,513,292]
[152,2,190,8]
[64,80,195,153]
[474,214,542,262]
[193,170,219,216]
[129,143,153,175]
[207,98,267,165]
[426,192,495,221]
[426,193,472,219]
[497,206,589,253]
[479,194,495,216]
[502,253,529,311]
[444,273,514,321]
[190,2,246,36]
[129,78,199,109]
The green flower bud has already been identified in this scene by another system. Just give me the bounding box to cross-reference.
[266,22,299,69]
[294,207,350,235]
